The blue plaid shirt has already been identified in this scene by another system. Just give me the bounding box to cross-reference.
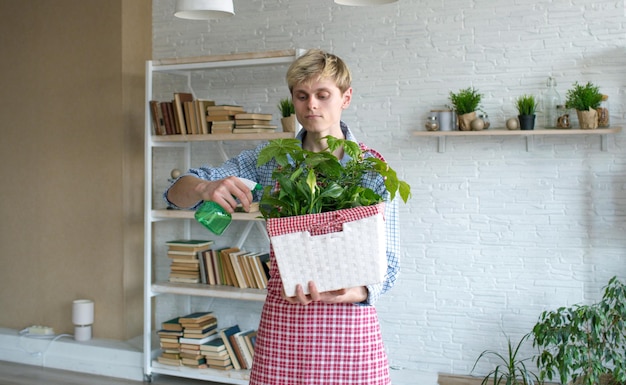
[164,122,400,305]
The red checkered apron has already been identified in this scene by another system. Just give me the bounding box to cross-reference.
[249,205,391,385]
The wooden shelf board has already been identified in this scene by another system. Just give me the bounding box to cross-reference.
[151,361,250,384]
[152,132,294,142]
[151,209,264,222]
[152,282,267,301]
[413,126,621,136]
[152,49,297,67]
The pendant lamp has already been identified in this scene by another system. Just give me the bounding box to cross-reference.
[175,0,235,19]
[334,0,397,5]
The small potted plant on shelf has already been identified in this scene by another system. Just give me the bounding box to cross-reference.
[515,94,538,130]
[256,137,411,296]
[532,276,626,385]
[449,87,483,131]
[471,332,540,385]
[565,81,603,129]
[277,97,296,133]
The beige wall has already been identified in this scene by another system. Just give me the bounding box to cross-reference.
[0,0,150,340]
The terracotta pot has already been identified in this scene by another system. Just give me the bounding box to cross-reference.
[577,108,598,129]
[458,112,476,131]
[280,115,297,133]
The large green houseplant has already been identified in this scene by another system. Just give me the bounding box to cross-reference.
[471,333,541,385]
[565,82,603,129]
[257,136,411,219]
[449,87,483,131]
[532,276,626,385]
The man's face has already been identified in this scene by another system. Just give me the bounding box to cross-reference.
[291,78,352,136]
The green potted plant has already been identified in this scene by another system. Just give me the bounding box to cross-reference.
[256,136,411,296]
[565,82,603,129]
[277,97,296,132]
[471,333,541,385]
[532,276,626,385]
[515,94,538,130]
[257,136,411,218]
[449,87,482,131]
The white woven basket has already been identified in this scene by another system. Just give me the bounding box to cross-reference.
[270,210,386,296]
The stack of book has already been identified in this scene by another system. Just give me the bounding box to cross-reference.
[206,105,245,134]
[149,93,215,136]
[166,239,214,284]
[233,113,277,133]
[156,317,183,367]
[200,337,233,370]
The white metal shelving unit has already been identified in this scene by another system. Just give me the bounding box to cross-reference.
[143,49,302,383]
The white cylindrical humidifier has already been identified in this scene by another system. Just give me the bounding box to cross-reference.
[72,299,94,341]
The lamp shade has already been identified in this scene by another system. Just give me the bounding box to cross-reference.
[175,0,235,19]
[72,299,94,326]
[335,0,397,5]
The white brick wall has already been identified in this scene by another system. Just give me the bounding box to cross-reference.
[152,1,626,384]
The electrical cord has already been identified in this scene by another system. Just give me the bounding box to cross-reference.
[18,328,73,366]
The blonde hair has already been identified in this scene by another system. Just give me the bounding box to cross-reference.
[286,49,352,93]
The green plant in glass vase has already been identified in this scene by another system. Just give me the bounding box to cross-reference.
[256,136,411,219]
[532,276,626,385]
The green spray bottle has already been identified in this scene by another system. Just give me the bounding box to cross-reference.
[194,177,263,235]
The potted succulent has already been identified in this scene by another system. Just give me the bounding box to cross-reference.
[471,333,540,385]
[515,94,538,130]
[277,97,296,133]
[449,87,482,131]
[532,276,626,385]
[256,136,411,295]
[565,82,603,129]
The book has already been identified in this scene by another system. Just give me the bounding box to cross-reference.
[161,317,183,332]
[235,119,273,125]
[157,356,181,366]
[179,333,218,345]
[229,249,250,288]
[206,114,235,121]
[173,92,193,135]
[166,239,214,252]
[232,127,277,134]
[163,101,176,135]
[183,101,197,134]
[219,247,240,287]
[179,311,215,324]
[231,330,254,369]
[149,101,166,135]
[235,113,272,121]
[210,249,223,285]
[207,105,245,113]
[217,325,242,370]
[195,99,215,134]
[200,338,227,353]
[243,330,257,358]
[197,250,207,284]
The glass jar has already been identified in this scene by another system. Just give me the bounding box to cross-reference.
[425,115,439,131]
[542,76,561,128]
[597,94,610,127]
[556,105,570,129]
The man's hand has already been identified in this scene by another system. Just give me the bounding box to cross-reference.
[282,281,368,305]
[168,175,253,212]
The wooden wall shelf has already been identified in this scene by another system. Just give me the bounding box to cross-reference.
[412,126,622,152]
